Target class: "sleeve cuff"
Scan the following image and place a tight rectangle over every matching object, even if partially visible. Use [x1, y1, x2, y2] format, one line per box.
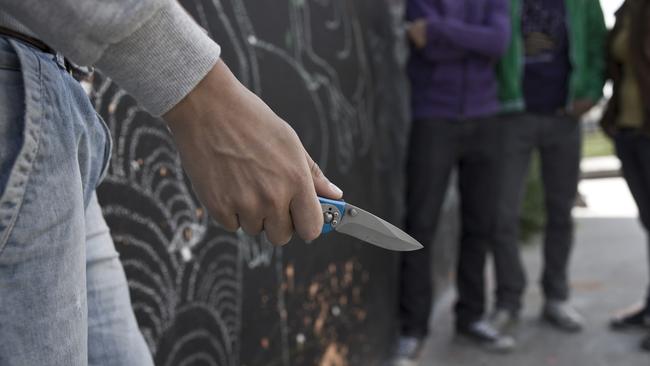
[95, 1, 221, 116]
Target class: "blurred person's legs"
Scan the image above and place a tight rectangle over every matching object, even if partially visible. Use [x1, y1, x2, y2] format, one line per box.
[397, 119, 457, 360]
[0, 37, 151, 365]
[610, 130, 650, 331]
[454, 117, 514, 352]
[538, 113, 583, 332]
[455, 117, 502, 325]
[492, 113, 538, 320]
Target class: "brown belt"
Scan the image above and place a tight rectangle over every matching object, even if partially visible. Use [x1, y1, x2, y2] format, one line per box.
[0, 25, 54, 54]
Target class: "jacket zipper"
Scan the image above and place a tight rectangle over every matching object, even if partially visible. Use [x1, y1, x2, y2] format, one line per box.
[460, 59, 466, 118]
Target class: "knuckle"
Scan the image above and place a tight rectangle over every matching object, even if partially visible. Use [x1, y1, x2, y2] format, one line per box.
[297, 218, 322, 242]
[213, 208, 239, 232]
[223, 224, 239, 233]
[260, 189, 279, 208]
[266, 230, 293, 246]
[309, 160, 323, 179]
[257, 194, 284, 220]
[307, 222, 322, 241]
[270, 234, 292, 246]
[286, 167, 308, 186]
[220, 218, 239, 232]
[242, 223, 262, 235]
[234, 195, 259, 215]
[264, 200, 281, 217]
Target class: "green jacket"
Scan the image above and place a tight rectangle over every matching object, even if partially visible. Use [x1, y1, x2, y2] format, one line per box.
[497, 0, 608, 113]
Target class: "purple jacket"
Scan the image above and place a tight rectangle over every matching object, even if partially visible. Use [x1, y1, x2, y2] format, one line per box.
[407, 0, 511, 120]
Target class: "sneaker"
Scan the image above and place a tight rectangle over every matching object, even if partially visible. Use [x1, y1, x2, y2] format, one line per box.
[488, 308, 520, 334]
[457, 320, 516, 353]
[542, 300, 584, 333]
[391, 336, 424, 366]
[610, 305, 650, 331]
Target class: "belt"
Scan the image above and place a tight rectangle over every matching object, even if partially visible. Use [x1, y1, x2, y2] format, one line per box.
[0, 25, 93, 81]
[0, 25, 54, 53]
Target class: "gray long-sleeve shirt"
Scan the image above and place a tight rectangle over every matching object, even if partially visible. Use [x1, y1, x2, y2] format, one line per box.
[1, 0, 221, 116]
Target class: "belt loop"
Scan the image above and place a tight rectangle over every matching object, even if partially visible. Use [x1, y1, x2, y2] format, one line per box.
[54, 53, 67, 71]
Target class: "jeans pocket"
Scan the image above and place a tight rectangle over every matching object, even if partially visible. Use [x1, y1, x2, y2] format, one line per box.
[0, 40, 44, 255]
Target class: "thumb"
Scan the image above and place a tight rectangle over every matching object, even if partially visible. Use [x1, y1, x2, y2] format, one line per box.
[305, 151, 343, 200]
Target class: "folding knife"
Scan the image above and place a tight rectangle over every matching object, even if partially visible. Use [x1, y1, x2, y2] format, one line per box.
[319, 197, 423, 251]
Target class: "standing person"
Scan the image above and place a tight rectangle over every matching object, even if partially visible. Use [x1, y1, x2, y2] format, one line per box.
[393, 0, 512, 362]
[490, 0, 606, 339]
[601, 0, 650, 352]
[0, 1, 344, 364]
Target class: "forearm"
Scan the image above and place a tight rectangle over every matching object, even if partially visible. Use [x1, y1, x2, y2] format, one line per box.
[422, 40, 468, 62]
[421, 14, 468, 62]
[3, 0, 221, 116]
[427, 0, 511, 59]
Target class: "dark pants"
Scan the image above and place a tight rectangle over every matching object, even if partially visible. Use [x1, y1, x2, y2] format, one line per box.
[615, 129, 650, 311]
[399, 117, 502, 336]
[493, 113, 581, 313]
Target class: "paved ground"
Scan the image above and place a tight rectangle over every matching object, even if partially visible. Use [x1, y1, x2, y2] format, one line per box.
[418, 177, 650, 366]
[580, 156, 621, 179]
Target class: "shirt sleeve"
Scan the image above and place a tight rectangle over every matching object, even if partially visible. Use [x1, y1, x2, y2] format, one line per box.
[3, 0, 221, 116]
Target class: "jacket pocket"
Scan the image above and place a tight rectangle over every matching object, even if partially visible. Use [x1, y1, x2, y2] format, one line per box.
[0, 40, 44, 255]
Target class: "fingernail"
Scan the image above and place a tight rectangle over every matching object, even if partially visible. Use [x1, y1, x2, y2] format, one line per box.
[329, 182, 343, 196]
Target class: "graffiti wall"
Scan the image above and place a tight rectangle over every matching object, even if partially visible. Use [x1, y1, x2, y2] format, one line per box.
[91, 0, 411, 364]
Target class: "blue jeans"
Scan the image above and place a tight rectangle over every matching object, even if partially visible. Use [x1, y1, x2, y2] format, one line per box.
[0, 37, 153, 365]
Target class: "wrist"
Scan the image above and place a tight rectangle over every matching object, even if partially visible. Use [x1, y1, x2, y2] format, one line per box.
[97, 0, 221, 116]
[164, 60, 238, 129]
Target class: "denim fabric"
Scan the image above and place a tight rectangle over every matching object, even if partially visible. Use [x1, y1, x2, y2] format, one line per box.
[400, 117, 502, 335]
[493, 113, 581, 313]
[0, 37, 152, 365]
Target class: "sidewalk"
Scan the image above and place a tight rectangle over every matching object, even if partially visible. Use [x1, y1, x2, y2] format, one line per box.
[580, 156, 621, 180]
[418, 177, 650, 366]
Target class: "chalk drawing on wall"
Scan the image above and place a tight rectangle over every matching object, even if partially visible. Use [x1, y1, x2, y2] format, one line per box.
[91, 0, 408, 364]
[189, 0, 375, 173]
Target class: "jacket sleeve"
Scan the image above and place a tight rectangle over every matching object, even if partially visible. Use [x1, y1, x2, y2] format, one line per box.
[426, 0, 511, 60]
[421, 11, 469, 62]
[422, 39, 469, 61]
[584, 0, 607, 101]
[406, 0, 467, 61]
[3, 0, 221, 116]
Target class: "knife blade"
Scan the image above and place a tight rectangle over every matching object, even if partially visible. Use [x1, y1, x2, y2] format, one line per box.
[319, 197, 423, 251]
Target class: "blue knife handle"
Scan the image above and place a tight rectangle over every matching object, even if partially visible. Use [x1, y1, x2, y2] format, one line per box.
[319, 197, 347, 234]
